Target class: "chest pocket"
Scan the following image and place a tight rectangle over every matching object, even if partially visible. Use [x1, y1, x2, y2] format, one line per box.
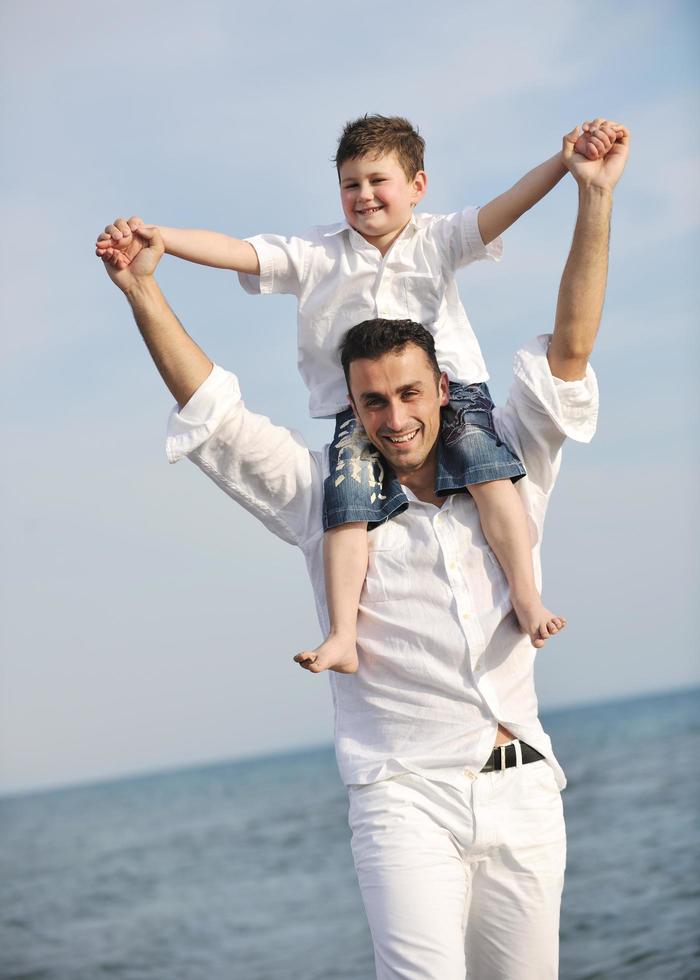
[362, 521, 412, 603]
[401, 270, 443, 327]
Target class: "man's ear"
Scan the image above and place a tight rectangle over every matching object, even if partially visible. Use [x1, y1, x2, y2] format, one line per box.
[348, 393, 360, 421]
[438, 371, 450, 407]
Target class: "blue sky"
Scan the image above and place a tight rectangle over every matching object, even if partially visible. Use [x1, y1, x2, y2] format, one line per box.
[1, 0, 698, 793]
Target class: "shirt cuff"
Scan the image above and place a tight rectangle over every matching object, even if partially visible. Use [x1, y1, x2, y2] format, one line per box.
[513, 334, 599, 443]
[237, 237, 273, 295]
[165, 364, 241, 463]
[464, 206, 503, 262]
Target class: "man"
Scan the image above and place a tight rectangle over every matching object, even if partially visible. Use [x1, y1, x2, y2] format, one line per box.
[98, 122, 629, 979]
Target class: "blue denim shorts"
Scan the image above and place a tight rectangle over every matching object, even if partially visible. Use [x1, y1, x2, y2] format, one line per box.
[323, 382, 525, 530]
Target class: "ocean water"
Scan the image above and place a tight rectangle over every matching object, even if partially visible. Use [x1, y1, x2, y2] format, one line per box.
[1, 687, 698, 980]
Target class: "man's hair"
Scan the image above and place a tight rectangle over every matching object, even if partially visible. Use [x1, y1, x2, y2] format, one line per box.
[340, 319, 441, 392]
[335, 115, 425, 181]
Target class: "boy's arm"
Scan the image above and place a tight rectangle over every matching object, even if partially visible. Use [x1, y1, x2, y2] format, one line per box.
[476, 119, 622, 246]
[96, 217, 260, 275]
[158, 226, 260, 273]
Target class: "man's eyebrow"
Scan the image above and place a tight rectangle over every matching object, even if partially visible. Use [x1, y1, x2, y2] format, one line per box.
[359, 381, 424, 402]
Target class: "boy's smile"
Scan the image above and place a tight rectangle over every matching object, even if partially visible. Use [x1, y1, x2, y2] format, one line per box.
[339, 152, 427, 256]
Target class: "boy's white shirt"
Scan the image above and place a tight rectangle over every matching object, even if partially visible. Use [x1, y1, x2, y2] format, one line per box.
[238, 206, 502, 418]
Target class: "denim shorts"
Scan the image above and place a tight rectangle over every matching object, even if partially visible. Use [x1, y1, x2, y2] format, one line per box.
[323, 382, 526, 530]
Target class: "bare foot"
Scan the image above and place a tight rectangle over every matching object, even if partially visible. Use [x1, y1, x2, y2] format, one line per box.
[511, 594, 566, 649]
[293, 633, 359, 674]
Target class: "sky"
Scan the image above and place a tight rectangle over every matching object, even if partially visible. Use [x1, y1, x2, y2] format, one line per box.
[1, 0, 698, 795]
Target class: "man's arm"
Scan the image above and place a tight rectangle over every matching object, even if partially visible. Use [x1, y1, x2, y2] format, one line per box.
[96, 216, 260, 275]
[98, 220, 322, 548]
[477, 119, 623, 246]
[100, 224, 213, 406]
[547, 122, 630, 381]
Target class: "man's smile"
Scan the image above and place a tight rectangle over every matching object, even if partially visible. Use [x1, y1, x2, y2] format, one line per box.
[382, 428, 419, 445]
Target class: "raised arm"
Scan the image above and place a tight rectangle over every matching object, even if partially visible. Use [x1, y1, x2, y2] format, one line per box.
[99, 223, 213, 406]
[476, 119, 624, 246]
[477, 153, 567, 246]
[96, 217, 260, 274]
[547, 123, 630, 381]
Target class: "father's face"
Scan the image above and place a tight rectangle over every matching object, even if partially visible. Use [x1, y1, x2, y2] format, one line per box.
[348, 343, 450, 480]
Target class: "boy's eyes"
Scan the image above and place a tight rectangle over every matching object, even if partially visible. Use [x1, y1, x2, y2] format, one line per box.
[343, 178, 387, 189]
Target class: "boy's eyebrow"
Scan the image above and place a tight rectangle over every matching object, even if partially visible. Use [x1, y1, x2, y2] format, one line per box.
[340, 169, 391, 185]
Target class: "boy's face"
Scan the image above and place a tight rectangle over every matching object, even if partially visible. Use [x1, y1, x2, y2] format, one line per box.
[339, 152, 427, 252]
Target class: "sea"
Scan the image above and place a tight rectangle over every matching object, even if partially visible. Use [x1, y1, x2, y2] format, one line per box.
[1, 687, 699, 980]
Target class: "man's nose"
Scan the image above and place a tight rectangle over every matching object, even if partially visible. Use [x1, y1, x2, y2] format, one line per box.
[385, 402, 408, 432]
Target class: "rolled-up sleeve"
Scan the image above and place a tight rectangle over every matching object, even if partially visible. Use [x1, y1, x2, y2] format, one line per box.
[432, 206, 503, 271]
[166, 365, 323, 548]
[237, 233, 308, 297]
[495, 334, 599, 495]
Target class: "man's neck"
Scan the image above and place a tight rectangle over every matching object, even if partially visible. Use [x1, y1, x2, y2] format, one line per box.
[398, 460, 443, 508]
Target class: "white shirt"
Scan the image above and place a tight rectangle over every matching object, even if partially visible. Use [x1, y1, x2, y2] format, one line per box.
[166, 335, 599, 790]
[238, 208, 501, 418]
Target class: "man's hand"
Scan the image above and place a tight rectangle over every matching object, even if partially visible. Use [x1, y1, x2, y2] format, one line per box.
[97, 217, 163, 293]
[564, 119, 630, 192]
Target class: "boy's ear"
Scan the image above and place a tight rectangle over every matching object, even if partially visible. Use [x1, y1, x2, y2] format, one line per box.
[411, 170, 428, 206]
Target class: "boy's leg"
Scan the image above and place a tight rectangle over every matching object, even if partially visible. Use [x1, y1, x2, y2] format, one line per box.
[468, 479, 565, 648]
[294, 523, 365, 674]
[438, 382, 564, 648]
[295, 408, 407, 675]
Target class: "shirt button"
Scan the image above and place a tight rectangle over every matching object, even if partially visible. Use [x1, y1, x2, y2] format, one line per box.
[448, 561, 456, 571]
[464, 769, 476, 780]
[462, 612, 471, 620]
[474, 663, 481, 672]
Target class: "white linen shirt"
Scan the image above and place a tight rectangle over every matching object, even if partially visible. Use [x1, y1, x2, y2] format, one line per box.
[238, 208, 501, 418]
[166, 335, 599, 791]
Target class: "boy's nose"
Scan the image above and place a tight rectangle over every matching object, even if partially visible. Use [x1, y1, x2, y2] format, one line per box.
[358, 183, 374, 201]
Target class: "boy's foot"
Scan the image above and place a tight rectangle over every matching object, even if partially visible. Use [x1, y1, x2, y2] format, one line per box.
[293, 634, 359, 674]
[511, 594, 566, 649]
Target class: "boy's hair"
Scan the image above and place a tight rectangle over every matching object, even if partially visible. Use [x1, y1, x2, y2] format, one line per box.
[335, 115, 425, 181]
[340, 319, 441, 391]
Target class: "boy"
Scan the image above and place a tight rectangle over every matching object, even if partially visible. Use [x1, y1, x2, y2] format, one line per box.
[97, 115, 619, 674]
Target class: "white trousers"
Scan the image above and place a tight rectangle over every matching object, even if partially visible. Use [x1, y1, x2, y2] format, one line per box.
[348, 761, 566, 980]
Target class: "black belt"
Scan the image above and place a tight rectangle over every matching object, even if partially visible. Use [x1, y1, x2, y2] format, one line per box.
[480, 740, 545, 773]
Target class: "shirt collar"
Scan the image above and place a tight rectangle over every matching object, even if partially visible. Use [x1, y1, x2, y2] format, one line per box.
[322, 214, 419, 247]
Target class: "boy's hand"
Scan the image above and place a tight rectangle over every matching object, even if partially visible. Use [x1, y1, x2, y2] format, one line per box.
[95, 215, 147, 269]
[572, 118, 624, 161]
[563, 121, 630, 192]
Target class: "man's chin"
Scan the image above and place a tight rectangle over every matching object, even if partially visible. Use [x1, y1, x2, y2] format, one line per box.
[385, 450, 426, 477]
